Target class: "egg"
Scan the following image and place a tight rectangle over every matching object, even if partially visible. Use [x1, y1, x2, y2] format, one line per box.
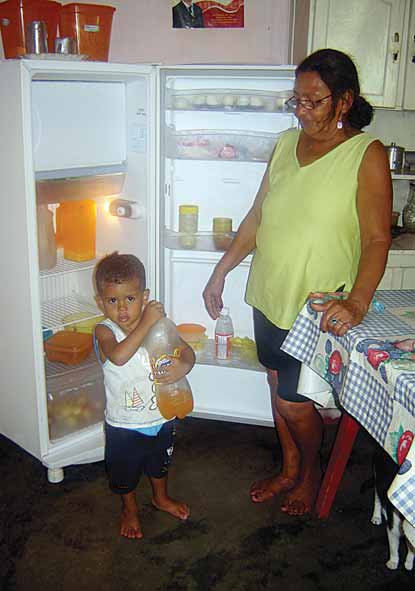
[223, 94, 235, 107]
[237, 95, 250, 107]
[206, 94, 220, 106]
[250, 95, 264, 108]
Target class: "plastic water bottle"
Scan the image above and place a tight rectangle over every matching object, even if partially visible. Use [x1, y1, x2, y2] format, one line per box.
[215, 307, 234, 360]
[144, 317, 194, 420]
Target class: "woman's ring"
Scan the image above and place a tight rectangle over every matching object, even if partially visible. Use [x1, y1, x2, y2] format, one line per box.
[330, 318, 338, 325]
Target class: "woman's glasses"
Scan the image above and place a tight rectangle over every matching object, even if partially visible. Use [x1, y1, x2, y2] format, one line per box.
[285, 94, 332, 111]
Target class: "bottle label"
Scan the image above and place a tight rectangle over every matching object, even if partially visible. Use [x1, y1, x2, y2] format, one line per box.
[215, 333, 232, 359]
[151, 348, 181, 380]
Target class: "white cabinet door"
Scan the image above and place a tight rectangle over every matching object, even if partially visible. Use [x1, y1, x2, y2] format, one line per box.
[309, 0, 407, 107]
[378, 250, 415, 289]
[403, 1, 415, 109]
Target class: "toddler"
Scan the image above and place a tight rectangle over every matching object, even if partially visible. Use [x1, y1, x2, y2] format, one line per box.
[94, 252, 195, 538]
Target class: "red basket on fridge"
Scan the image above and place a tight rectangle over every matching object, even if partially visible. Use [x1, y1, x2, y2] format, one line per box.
[0, 0, 61, 57]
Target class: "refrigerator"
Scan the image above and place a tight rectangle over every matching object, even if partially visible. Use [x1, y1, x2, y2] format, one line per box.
[0, 59, 297, 482]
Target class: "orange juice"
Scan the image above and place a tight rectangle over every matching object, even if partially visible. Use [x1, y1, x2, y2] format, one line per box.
[156, 386, 194, 420]
[63, 200, 97, 262]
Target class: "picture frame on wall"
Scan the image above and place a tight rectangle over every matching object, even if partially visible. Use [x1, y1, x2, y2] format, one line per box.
[171, 0, 244, 29]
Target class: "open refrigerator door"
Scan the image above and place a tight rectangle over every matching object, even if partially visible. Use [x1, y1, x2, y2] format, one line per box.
[159, 65, 297, 425]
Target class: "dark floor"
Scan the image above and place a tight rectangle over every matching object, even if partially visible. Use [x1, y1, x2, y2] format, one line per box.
[1, 416, 414, 591]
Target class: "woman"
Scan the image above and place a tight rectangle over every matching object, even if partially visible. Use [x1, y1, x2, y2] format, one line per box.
[202, 49, 392, 516]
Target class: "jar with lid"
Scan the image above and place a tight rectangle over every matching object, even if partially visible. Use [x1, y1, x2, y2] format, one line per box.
[403, 183, 415, 233]
[213, 217, 233, 250]
[178, 204, 198, 248]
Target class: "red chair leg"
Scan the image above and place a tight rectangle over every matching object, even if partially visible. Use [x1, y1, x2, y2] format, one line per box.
[315, 412, 360, 519]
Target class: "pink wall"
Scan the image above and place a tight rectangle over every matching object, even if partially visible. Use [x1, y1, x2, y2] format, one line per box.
[0, 0, 292, 64]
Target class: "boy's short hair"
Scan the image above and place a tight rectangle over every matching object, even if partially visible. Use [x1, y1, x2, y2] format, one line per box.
[95, 252, 146, 294]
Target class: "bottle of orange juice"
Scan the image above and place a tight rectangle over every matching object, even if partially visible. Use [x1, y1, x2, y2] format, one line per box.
[62, 200, 97, 262]
[144, 318, 194, 420]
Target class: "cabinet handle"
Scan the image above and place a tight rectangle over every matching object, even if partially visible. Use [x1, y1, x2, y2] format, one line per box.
[411, 34, 415, 64]
[392, 32, 400, 62]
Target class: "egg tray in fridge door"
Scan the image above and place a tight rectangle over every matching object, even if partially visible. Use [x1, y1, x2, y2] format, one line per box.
[166, 89, 292, 112]
[166, 128, 285, 163]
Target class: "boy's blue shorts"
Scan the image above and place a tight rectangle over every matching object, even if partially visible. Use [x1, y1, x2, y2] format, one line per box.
[105, 421, 175, 494]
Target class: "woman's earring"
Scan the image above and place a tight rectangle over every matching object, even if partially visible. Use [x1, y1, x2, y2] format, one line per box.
[337, 119, 343, 129]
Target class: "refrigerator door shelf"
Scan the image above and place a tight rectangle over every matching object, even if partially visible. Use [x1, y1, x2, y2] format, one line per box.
[166, 88, 292, 113]
[165, 128, 288, 163]
[195, 338, 263, 373]
[164, 229, 236, 252]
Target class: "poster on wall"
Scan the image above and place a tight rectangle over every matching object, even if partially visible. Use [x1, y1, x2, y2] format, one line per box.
[172, 0, 244, 29]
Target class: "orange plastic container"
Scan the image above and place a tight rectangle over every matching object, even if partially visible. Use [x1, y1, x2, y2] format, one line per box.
[0, 0, 61, 58]
[44, 331, 93, 365]
[61, 199, 96, 262]
[59, 3, 115, 61]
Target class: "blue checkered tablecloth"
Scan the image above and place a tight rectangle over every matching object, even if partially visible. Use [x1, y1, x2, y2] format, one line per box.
[281, 290, 415, 526]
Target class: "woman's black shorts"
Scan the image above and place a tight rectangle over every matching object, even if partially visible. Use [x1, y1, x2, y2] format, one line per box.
[253, 307, 309, 403]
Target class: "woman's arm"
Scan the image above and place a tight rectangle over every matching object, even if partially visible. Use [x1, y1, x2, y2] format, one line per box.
[203, 167, 270, 319]
[315, 140, 392, 334]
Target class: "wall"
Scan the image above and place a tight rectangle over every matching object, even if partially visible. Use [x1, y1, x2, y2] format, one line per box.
[0, 1, 293, 64]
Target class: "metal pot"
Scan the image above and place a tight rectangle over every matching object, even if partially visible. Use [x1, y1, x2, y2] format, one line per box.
[386, 142, 405, 172]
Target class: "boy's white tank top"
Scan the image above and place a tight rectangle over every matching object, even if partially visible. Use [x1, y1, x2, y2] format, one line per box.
[95, 318, 165, 429]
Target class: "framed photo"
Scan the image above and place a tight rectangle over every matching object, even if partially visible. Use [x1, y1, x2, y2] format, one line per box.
[172, 1, 244, 29]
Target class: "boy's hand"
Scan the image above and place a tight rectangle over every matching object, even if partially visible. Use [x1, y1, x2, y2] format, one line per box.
[154, 354, 192, 384]
[141, 300, 165, 330]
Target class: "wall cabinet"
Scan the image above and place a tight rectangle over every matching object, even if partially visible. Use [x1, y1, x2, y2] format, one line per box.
[307, 0, 415, 109]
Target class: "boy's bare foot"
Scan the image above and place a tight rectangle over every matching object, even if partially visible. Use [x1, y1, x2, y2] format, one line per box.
[120, 507, 143, 539]
[280, 464, 321, 516]
[250, 474, 296, 503]
[152, 497, 190, 520]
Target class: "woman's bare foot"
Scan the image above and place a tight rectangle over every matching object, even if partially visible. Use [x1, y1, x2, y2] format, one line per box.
[280, 463, 321, 516]
[250, 474, 296, 503]
[152, 497, 190, 520]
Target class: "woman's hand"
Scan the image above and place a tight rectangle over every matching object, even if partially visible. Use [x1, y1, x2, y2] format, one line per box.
[309, 292, 368, 336]
[203, 270, 225, 320]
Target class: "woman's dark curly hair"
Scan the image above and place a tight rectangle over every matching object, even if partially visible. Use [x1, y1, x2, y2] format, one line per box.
[95, 252, 146, 294]
[296, 48, 373, 130]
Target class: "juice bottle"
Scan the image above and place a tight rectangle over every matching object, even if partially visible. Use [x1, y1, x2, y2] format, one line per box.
[144, 317, 194, 420]
[63, 199, 97, 262]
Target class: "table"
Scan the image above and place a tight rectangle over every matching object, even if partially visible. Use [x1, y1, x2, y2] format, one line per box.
[282, 290, 415, 526]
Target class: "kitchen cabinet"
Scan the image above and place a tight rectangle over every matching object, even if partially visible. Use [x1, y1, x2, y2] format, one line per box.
[379, 249, 415, 290]
[403, 1, 415, 109]
[307, 0, 408, 108]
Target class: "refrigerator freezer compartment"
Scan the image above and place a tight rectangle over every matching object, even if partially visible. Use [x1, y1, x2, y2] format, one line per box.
[166, 128, 283, 162]
[46, 362, 105, 441]
[165, 229, 235, 252]
[166, 88, 292, 113]
[41, 294, 101, 331]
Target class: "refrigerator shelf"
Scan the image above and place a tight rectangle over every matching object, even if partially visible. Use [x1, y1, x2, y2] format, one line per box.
[45, 351, 99, 378]
[195, 339, 264, 373]
[166, 88, 292, 113]
[41, 295, 101, 331]
[166, 127, 285, 163]
[164, 230, 235, 252]
[40, 252, 101, 278]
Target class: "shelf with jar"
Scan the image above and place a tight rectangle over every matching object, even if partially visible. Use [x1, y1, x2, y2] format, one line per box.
[165, 89, 292, 113]
[164, 229, 236, 252]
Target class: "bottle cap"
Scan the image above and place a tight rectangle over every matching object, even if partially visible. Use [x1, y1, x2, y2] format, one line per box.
[221, 306, 229, 315]
[179, 205, 199, 215]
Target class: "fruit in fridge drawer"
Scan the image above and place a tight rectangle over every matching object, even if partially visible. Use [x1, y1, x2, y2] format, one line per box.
[219, 144, 237, 159]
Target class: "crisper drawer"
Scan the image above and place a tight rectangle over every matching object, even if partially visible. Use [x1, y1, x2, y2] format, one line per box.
[46, 359, 105, 441]
[165, 127, 286, 162]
